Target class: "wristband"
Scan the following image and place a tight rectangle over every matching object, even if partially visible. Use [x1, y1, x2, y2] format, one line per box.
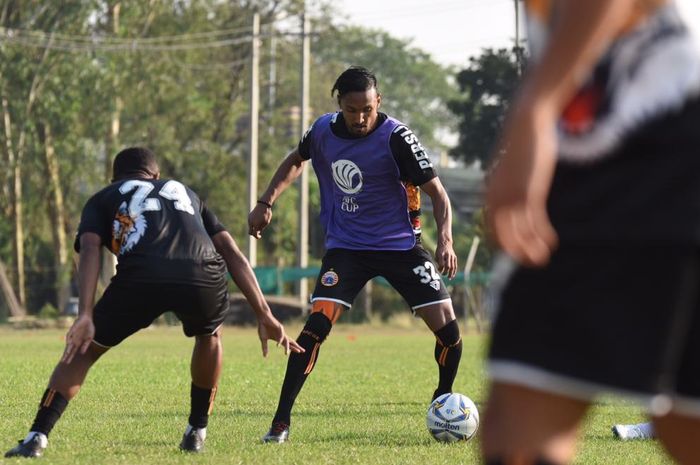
[257, 199, 273, 209]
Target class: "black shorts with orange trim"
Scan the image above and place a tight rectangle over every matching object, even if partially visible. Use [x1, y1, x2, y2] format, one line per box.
[310, 246, 451, 311]
[92, 280, 229, 347]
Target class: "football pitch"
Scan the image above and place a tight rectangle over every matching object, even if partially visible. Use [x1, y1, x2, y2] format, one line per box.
[0, 325, 672, 464]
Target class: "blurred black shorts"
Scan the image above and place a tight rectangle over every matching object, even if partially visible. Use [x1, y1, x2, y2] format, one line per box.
[488, 245, 700, 417]
[92, 281, 229, 347]
[311, 246, 451, 312]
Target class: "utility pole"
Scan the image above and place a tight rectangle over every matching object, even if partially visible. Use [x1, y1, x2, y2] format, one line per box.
[297, 11, 310, 307]
[247, 12, 260, 266]
[514, 0, 523, 74]
[102, 2, 121, 288]
[268, 34, 277, 136]
[514, 0, 520, 46]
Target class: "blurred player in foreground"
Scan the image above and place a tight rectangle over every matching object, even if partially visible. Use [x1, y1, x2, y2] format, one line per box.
[482, 1, 700, 464]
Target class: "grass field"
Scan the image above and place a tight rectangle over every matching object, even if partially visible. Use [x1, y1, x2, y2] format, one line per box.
[0, 324, 673, 464]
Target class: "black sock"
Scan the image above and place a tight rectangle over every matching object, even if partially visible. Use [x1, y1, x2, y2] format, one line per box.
[485, 459, 562, 465]
[272, 312, 332, 426]
[188, 383, 217, 429]
[432, 319, 462, 400]
[29, 388, 69, 436]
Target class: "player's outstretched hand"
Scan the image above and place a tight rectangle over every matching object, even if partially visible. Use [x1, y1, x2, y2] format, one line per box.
[61, 316, 95, 364]
[248, 203, 273, 239]
[257, 312, 304, 357]
[435, 241, 458, 280]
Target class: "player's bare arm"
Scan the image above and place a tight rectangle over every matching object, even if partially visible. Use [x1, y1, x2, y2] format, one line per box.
[248, 149, 307, 239]
[62, 233, 102, 364]
[485, 0, 638, 267]
[210, 231, 303, 356]
[420, 177, 457, 279]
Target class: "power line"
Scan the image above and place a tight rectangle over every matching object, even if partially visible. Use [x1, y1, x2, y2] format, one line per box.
[3, 25, 257, 43]
[164, 57, 250, 71]
[0, 30, 279, 53]
[0, 22, 302, 53]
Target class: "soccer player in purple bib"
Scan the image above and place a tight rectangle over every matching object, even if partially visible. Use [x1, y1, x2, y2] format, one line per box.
[248, 66, 460, 443]
[4, 147, 302, 458]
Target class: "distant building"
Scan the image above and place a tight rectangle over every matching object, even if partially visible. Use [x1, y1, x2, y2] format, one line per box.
[424, 164, 484, 220]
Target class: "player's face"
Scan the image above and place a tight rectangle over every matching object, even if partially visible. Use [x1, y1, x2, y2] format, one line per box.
[338, 88, 381, 137]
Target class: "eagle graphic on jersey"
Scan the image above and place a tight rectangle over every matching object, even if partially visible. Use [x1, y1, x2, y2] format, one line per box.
[111, 201, 147, 255]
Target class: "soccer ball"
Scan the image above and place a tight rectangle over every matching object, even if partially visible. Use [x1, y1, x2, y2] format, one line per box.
[426, 392, 479, 443]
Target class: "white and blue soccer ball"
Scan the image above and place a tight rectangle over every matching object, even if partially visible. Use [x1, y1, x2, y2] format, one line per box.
[426, 392, 479, 443]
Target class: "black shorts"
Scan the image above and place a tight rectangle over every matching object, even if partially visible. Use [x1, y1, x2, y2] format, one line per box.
[92, 280, 229, 347]
[311, 246, 451, 311]
[488, 245, 700, 417]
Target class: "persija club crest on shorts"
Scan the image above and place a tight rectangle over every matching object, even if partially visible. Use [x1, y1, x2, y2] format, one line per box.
[321, 270, 339, 287]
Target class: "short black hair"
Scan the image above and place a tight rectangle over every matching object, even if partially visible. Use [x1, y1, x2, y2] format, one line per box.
[331, 66, 378, 99]
[112, 147, 159, 182]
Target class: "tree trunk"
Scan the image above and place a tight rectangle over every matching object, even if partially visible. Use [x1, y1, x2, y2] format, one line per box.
[0, 33, 53, 310]
[0, 257, 25, 317]
[1, 91, 25, 307]
[0, 98, 10, 217]
[38, 122, 71, 311]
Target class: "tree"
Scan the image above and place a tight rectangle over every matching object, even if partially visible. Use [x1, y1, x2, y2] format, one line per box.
[0, 1, 478, 317]
[448, 46, 523, 167]
[309, 25, 457, 151]
[0, 1, 97, 310]
[0, 1, 312, 313]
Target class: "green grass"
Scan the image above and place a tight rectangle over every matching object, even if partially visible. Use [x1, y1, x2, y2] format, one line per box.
[0, 325, 673, 464]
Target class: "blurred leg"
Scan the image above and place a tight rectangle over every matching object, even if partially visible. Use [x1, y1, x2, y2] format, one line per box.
[654, 412, 700, 465]
[481, 382, 589, 465]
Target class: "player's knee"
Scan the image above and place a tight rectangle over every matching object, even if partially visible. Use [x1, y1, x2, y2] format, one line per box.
[195, 330, 221, 347]
[435, 319, 461, 347]
[310, 299, 344, 324]
[300, 311, 334, 344]
[86, 342, 109, 362]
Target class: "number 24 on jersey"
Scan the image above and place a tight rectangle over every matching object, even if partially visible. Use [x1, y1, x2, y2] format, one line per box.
[119, 180, 195, 216]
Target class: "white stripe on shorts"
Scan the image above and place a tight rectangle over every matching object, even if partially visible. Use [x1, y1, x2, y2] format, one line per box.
[411, 297, 452, 311]
[668, 395, 700, 418]
[91, 339, 113, 349]
[487, 359, 700, 417]
[310, 296, 353, 309]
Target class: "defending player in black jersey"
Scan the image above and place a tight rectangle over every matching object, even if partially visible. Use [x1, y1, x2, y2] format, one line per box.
[4, 147, 302, 458]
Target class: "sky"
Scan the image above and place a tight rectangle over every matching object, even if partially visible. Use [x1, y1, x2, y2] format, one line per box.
[332, 0, 700, 68]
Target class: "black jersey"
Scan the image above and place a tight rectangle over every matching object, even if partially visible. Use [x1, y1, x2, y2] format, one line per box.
[75, 178, 227, 286]
[298, 112, 437, 237]
[525, 1, 700, 244]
